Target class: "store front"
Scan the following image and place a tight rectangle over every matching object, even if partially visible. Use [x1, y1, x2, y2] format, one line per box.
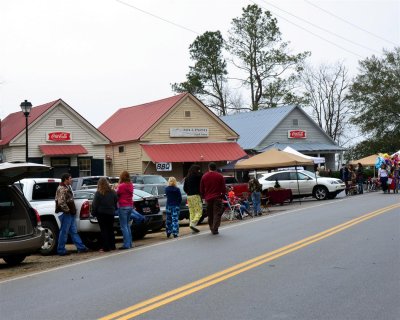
[0, 99, 110, 177]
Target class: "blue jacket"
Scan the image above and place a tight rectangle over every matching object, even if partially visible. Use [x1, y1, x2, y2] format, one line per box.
[165, 186, 182, 207]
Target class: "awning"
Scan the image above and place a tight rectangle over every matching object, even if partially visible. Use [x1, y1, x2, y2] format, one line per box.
[141, 142, 246, 162]
[39, 144, 88, 156]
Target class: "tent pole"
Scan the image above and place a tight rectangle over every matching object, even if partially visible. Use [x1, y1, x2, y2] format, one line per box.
[296, 165, 301, 205]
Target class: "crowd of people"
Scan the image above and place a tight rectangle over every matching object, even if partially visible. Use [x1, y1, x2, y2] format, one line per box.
[376, 153, 399, 194]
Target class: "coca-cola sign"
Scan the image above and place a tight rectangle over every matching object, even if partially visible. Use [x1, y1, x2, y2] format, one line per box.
[288, 130, 306, 139]
[47, 132, 72, 141]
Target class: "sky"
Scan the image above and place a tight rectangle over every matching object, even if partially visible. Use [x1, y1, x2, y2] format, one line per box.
[0, 0, 398, 127]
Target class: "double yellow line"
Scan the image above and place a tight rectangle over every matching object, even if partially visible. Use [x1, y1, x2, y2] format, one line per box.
[100, 203, 400, 320]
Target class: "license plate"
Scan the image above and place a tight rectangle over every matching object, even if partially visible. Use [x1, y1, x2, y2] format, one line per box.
[142, 207, 151, 213]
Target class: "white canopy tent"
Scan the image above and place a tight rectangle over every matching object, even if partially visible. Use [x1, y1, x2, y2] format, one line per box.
[391, 150, 400, 157]
[283, 146, 325, 164]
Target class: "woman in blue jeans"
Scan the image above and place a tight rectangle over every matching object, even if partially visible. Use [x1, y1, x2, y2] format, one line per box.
[116, 171, 133, 249]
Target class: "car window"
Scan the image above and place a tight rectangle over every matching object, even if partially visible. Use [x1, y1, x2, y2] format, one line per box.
[71, 180, 78, 190]
[0, 186, 13, 206]
[32, 182, 59, 200]
[289, 172, 310, 181]
[82, 178, 101, 186]
[74, 191, 95, 200]
[224, 177, 237, 184]
[143, 176, 167, 184]
[266, 172, 290, 181]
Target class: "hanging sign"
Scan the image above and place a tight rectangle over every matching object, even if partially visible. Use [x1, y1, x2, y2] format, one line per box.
[156, 162, 172, 171]
[288, 130, 307, 139]
[46, 132, 72, 141]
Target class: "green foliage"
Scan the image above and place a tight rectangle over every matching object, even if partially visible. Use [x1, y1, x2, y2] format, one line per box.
[346, 135, 400, 160]
[227, 4, 310, 110]
[171, 31, 228, 115]
[348, 47, 400, 138]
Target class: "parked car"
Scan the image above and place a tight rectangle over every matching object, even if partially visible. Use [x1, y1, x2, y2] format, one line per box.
[71, 176, 109, 191]
[14, 178, 90, 255]
[258, 169, 345, 200]
[135, 183, 206, 224]
[130, 174, 167, 185]
[0, 162, 47, 265]
[223, 176, 250, 199]
[73, 188, 163, 239]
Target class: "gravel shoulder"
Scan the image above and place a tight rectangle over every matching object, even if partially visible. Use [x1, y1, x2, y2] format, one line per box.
[0, 207, 289, 281]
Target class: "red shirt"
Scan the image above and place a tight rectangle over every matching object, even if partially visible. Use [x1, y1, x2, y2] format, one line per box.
[116, 182, 133, 207]
[200, 171, 226, 201]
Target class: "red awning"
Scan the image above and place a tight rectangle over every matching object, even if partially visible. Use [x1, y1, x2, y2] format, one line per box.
[141, 142, 246, 162]
[39, 144, 88, 156]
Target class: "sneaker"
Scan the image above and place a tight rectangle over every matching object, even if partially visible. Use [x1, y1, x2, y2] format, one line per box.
[118, 246, 130, 250]
[190, 226, 200, 233]
[212, 231, 219, 235]
[173, 234, 179, 238]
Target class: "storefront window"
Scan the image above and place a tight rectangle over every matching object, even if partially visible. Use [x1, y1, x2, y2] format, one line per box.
[78, 158, 91, 177]
[51, 158, 70, 167]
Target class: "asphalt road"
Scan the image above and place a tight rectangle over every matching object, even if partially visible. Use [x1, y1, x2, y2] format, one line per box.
[1, 192, 399, 320]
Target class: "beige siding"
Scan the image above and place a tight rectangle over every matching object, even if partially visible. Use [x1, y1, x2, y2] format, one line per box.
[142, 97, 237, 143]
[9, 103, 108, 172]
[106, 143, 142, 176]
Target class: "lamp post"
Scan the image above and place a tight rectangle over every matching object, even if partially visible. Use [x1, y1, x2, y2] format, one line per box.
[20, 100, 32, 163]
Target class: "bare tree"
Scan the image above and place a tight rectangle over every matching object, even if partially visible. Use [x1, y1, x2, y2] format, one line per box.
[301, 62, 354, 146]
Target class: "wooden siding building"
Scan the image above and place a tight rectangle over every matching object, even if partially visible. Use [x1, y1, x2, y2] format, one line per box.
[99, 93, 246, 180]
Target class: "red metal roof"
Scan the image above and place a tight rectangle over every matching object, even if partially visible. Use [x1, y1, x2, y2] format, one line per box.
[141, 142, 246, 162]
[98, 93, 187, 143]
[39, 144, 88, 156]
[0, 100, 60, 146]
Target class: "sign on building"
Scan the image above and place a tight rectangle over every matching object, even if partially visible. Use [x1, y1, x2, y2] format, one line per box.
[156, 162, 172, 171]
[170, 128, 209, 137]
[46, 131, 72, 142]
[288, 130, 306, 139]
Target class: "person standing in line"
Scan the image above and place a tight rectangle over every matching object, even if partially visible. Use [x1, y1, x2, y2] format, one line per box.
[248, 175, 262, 216]
[393, 163, 400, 194]
[55, 173, 89, 256]
[200, 162, 226, 235]
[116, 171, 133, 249]
[92, 177, 118, 252]
[183, 164, 203, 233]
[356, 163, 364, 194]
[378, 164, 389, 194]
[165, 177, 182, 238]
[339, 164, 350, 195]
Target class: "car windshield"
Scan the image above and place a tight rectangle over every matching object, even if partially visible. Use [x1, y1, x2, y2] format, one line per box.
[132, 175, 167, 184]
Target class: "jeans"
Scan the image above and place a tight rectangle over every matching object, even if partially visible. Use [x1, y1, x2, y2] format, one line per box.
[251, 191, 261, 214]
[357, 181, 364, 194]
[118, 207, 132, 248]
[57, 213, 87, 254]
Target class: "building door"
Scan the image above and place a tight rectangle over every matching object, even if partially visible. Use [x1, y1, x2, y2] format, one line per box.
[51, 157, 71, 178]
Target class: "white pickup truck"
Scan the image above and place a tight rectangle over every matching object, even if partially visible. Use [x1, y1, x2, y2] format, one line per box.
[14, 178, 100, 255]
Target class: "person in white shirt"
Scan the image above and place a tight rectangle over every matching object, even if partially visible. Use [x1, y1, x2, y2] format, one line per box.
[378, 164, 389, 193]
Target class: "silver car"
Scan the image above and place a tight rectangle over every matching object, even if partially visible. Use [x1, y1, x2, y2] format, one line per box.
[0, 162, 48, 265]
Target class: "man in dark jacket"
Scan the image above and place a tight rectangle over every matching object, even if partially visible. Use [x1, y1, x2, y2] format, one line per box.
[339, 164, 350, 195]
[200, 162, 226, 235]
[55, 173, 88, 256]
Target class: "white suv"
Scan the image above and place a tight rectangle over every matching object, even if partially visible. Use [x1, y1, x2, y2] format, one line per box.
[258, 170, 345, 200]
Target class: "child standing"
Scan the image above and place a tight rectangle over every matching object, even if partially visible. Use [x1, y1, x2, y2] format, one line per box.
[165, 177, 182, 238]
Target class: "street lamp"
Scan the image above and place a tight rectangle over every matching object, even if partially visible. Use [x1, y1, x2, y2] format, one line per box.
[20, 100, 32, 163]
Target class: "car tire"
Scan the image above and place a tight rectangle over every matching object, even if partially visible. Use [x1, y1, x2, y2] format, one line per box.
[40, 220, 59, 256]
[80, 233, 102, 250]
[132, 227, 147, 240]
[314, 186, 329, 200]
[3, 255, 26, 266]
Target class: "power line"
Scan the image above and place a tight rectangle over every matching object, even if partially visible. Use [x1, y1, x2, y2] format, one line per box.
[251, 1, 363, 58]
[261, 0, 381, 54]
[304, 0, 398, 46]
[115, 0, 200, 35]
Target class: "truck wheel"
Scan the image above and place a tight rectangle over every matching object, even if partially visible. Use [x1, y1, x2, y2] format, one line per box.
[40, 220, 59, 256]
[3, 255, 26, 266]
